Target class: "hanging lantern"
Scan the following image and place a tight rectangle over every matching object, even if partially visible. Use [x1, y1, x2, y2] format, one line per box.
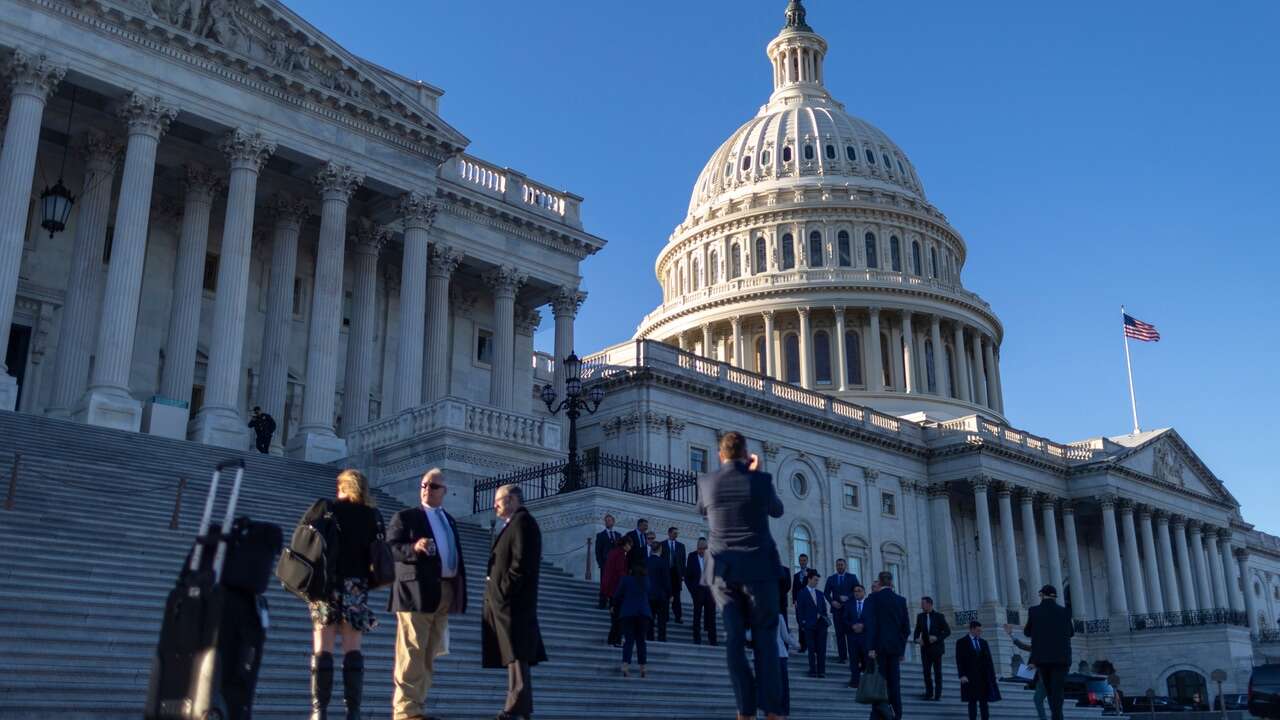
[40, 179, 75, 237]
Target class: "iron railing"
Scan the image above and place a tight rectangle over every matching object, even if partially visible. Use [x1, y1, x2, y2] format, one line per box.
[1259, 629, 1280, 643]
[1128, 608, 1248, 632]
[473, 453, 698, 513]
[954, 610, 979, 626]
[1006, 609, 1021, 626]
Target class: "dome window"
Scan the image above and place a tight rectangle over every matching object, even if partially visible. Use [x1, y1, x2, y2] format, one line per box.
[782, 146, 793, 163]
[730, 243, 743, 279]
[890, 236, 902, 272]
[837, 231, 851, 267]
[897, 159, 906, 174]
[808, 231, 824, 267]
[846, 146, 857, 162]
[709, 249, 719, 284]
[882, 153, 893, 170]
[930, 246, 939, 278]
[725, 162, 733, 178]
[865, 148, 876, 165]
[911, 240, 922, 276]
[762, 150, 772, 165]
[814, 331, 832, 383]
[742, 156, 752, 171]
[825, 144, 836, 160]
[845, 330, 863, 385]
[755, 237, 768, 274]
[784, 334, 801, 383]
[781, 233, 796, 270]
[803, 144, 815, 161]
[864, 232, 879, 269]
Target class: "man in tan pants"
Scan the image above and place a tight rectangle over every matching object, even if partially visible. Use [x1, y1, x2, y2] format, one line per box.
[386, 469, 468, 720]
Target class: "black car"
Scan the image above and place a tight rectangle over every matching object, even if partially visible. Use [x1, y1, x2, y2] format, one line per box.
[1252, 664, 1280, 719]
[1062, 673, 1116, 710]
[1214, 692, 1248, 710]
[1121, 695, 1193, 713]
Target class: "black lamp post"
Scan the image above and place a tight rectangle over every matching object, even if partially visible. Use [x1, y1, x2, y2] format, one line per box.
[541, 352, 604, 493]
[40, 86, 77, 238]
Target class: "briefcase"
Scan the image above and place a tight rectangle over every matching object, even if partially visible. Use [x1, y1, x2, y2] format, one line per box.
[855, 658, 889, 705]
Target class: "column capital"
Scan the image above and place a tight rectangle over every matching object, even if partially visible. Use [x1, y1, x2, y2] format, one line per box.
[1060, 497, 1078, 514]
[1154, 510, 1172, 525]
[483, 265, 527, 298]
[398, 191, 438, 231]
[116, 91, 178, 138]
[1095, 493, 1118, 510]
[969, 473, 992, 492]
[220, 128, 276, 172]
[824, 456, 841, 474]
[730, 315, 743, 330]
[1136, 503, 1154, 520]
[926, 482, 951, 499]
[862, 466, 880, 482]
[312, 161, 364, 202]
[868, 305, 881, 317]
[1035, 493, 1058, 511]
[184, 163, 224, 199]
[1217, 527, 1234, 542]
[3, 49, 66, 100]
[79, 129, 122, 170]
[1016, 487, 1037, 505]
[266, 193, 311, 228]
[796, 305, 811, 318]
[551, 285, 586, 319]
[515, 305, 542, 334]
[929, 313, 942, 329]
[1233, 547, 1250, 562]
[993, 481, 1014, 499]
[761, 309, 776, 321]
[348, 218, 389, 256]
[428, 243, 463, 278]
[1169, 514, 1187, 529]
[1116, 497, 1136, 514]
[1187, 518, 1204, 532]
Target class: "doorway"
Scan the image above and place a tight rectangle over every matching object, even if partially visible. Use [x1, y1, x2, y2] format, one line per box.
[5, 325, 32, 408]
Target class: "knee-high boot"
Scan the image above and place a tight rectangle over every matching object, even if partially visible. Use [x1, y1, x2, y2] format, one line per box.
[310, 652, 333, 720]
[342, 650, 364, 720]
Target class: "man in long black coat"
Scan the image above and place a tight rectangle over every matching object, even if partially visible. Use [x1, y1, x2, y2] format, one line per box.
[482, 484, 546, 720]
[955, 621, 1001, 720]
[1024, 585, 1074, 720]
[864, 571, 911, 720]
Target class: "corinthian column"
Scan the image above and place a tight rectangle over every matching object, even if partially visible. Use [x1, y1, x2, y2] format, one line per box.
[927, 483, 958, 610]
[484, 265, 526, 409]
[982, 338, 1000, 411]
[47, 130, 120, 417]
[834, 308, 848, 390]
[996, 484, 1022, 609]
[0, 51, 64, 410]
[76, 92, 177, 430]
[730, 316, 744, 368]
[392, 192, 434, 412]
[551, 286, 585, 399]
[867, 307, 884, 392]
[901, 310, 916, 393]
[762, 310, 776, 378]
[1137, 506, 1165, 614]
[929, 315, 944, 395]
[156, 165, 221, 408]
[1237, 549, 1259, 635]
[951, 322, 970, 402]
[288, 162, 363, 461]
[1155, 512, 1181, 612]
[254, 195, 309, 453]
[1204, 526, 1228, 610]
[1098, 495, 1129, 616]
[1061, 500, 1088, 620]
[972, 330, 989, 408]
[1039, 495, 1063, 593]
[1187, 521, 1210, 610]
[971, 476, 1001, 607]
[1118, 499, 1149, 614]
[1219, 529, 1245, 613]
[1019, 490, 1043, 596]
[797, 307, 812, 389]
[423, 243, 461, 402]
[1178, 519, 1203, 610]
[340, 222, 385, 435]
[191, 130, 275, 447]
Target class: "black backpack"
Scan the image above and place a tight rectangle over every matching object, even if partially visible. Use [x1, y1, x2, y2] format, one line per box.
[275, 499, 339, 602]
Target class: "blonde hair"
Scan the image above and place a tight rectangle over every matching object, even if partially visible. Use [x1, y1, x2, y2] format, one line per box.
[336, 468, 375, 508]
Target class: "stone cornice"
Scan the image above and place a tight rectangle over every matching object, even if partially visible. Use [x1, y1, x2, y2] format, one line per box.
[438, 197, 600, 262]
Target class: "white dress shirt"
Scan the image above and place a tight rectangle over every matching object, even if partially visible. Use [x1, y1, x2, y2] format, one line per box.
[423, 505, 457, 579]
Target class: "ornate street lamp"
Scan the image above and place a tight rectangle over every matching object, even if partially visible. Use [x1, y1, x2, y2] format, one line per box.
[40, 86, 77, 238]
[541, 352, 604, 492]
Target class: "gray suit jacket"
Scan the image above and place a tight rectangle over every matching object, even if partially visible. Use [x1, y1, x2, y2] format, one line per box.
[696, 459, 785, 584]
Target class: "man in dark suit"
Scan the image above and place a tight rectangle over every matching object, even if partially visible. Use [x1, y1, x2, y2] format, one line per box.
[956, 621, 1001, 720]
[914, 595, 952, 701]
[1023, 584, 1074, 720]
[697, 431, 785, 720]
[824, 559, 859, 664]
[790, 553, 810, 652]
[627, 518, 649, 571]
[664, 526, 687, 624]
[685, 537, 716, 645]
[387, 468, 468, 720]
[796, 570, 830, 678]
[481, 484, 546, 720]
[864, 571, 911, 720]
[644, 531, 670, 641]
[595, 513, 619, 608]
[843, 584, 869, 688]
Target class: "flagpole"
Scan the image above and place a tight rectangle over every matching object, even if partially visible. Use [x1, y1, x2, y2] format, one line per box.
[1121, 305, 1140, 435]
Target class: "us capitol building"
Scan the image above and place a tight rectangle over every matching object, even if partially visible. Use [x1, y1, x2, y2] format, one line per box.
[0, 0, 1276, 703]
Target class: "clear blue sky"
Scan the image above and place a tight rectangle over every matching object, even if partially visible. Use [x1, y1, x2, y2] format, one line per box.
[292, 0, 1280, 532]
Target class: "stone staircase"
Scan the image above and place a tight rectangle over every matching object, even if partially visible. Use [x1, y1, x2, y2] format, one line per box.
[0, 410, 1112, 719]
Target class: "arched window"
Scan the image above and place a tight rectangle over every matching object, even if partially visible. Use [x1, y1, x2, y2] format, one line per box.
[742, 156, 752, 171]
[881, 332, 893, 387]
[761, 150, 771, 166]
[846, 145, 857, 161]
[755, 336, 767, 373]
[782, 146, 793, 163]
[825, 144, 836, 160]
[1166, 671, 1207, 706]
[945, 346, 957, 398]
[837, 231, 851, 267]
[808, 231, 824, 267]
[691, 257, 701, 290]
[864, 232, 879, 269]
[865, 148, 876, 164]
[708, 249, 719, 284]
[679, 267, 686, 293]
[890, 236, 902, 272]
[925, 339, 937, 393]
[730, 243, 742, 279]
[883, 153, 892, 169]
[781, 233, 796, 270]
[791, 525, 812, 568]
[803, 144, 814, 160]
[755, 237, 768, 273]
[930, 246, 939, 278]
[897, 158, 906, 174]
[814, 330, 832, 383]
[911, 241, 922, 276]
[784, 333, 800, 383]
[845, 330, 863, 385]
[725, 162, 732, 177]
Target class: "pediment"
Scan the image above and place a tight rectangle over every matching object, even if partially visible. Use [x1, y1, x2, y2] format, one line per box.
[1111, 429, 1236, 504]
[69, 0, 469, 154]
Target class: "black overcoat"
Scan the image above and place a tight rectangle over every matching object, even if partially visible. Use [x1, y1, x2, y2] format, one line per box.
[955, 635, 1002, 703]
[481, 506, 548, 668]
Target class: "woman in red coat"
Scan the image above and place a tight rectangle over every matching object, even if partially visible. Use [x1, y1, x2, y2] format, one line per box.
[601, 535, 633, 647]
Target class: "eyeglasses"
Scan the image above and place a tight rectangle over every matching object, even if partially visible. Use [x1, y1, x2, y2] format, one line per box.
[421, 483, 446, 491]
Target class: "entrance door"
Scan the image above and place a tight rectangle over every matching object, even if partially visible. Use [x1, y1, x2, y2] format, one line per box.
[5, 325, 32, 408]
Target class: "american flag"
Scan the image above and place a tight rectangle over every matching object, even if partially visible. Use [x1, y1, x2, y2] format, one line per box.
[1123, 314, 1160, 342]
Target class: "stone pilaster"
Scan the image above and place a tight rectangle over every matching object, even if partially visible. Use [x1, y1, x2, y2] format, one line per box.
[47, 130, 120, 417]
[484, 265, 526, 409]
[340, 221, 386, 435]
[191, 129, 276, 448]
[392, 192, 435, 412]
[0, 50, 65, 409]
[254, 195, 309, 453]
[288, 162, 363, 462]
[76, 92, 177, 430]
[423, 243, 461, 402]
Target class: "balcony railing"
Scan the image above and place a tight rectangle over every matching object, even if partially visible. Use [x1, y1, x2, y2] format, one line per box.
[472, 453, 698, 514]
[1072, 618, 1112, 635]
[441, 154, 582, 227]
[954, 610, 979, 626]
[1128, 609, 1248, 632]
[1259, 629, 1280, 643]
[346, 397, 561, 455]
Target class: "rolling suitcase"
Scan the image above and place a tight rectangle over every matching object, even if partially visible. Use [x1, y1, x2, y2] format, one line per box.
[144, 459, 278, 720]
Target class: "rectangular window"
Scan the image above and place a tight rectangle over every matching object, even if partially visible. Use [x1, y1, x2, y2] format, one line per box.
[689, 446, 708, 474]
[881, 491, 897, 517]
[887, 561, 901, 586]
[843, 483, 860, 509]
[475, 328, 494, 366]
[202, 252, 218, 293]
[847, 556, 863, 582]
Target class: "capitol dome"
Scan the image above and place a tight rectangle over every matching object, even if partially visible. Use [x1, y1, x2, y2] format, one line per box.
[637, 0, 1007, 422]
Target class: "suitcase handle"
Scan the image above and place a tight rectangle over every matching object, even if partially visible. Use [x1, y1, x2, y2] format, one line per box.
[216, 458, 245, 472]
[189, 462, 246, 579]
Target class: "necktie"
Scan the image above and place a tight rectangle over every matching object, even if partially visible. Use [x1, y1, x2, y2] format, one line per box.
[857, 601, 862, 616]
[926, 614, 931, 634]
[973, 638, 979, 652]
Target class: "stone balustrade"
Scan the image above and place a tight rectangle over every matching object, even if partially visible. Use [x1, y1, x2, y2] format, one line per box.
[346, 396, 561, 455]
[442, 153, 582, 228]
